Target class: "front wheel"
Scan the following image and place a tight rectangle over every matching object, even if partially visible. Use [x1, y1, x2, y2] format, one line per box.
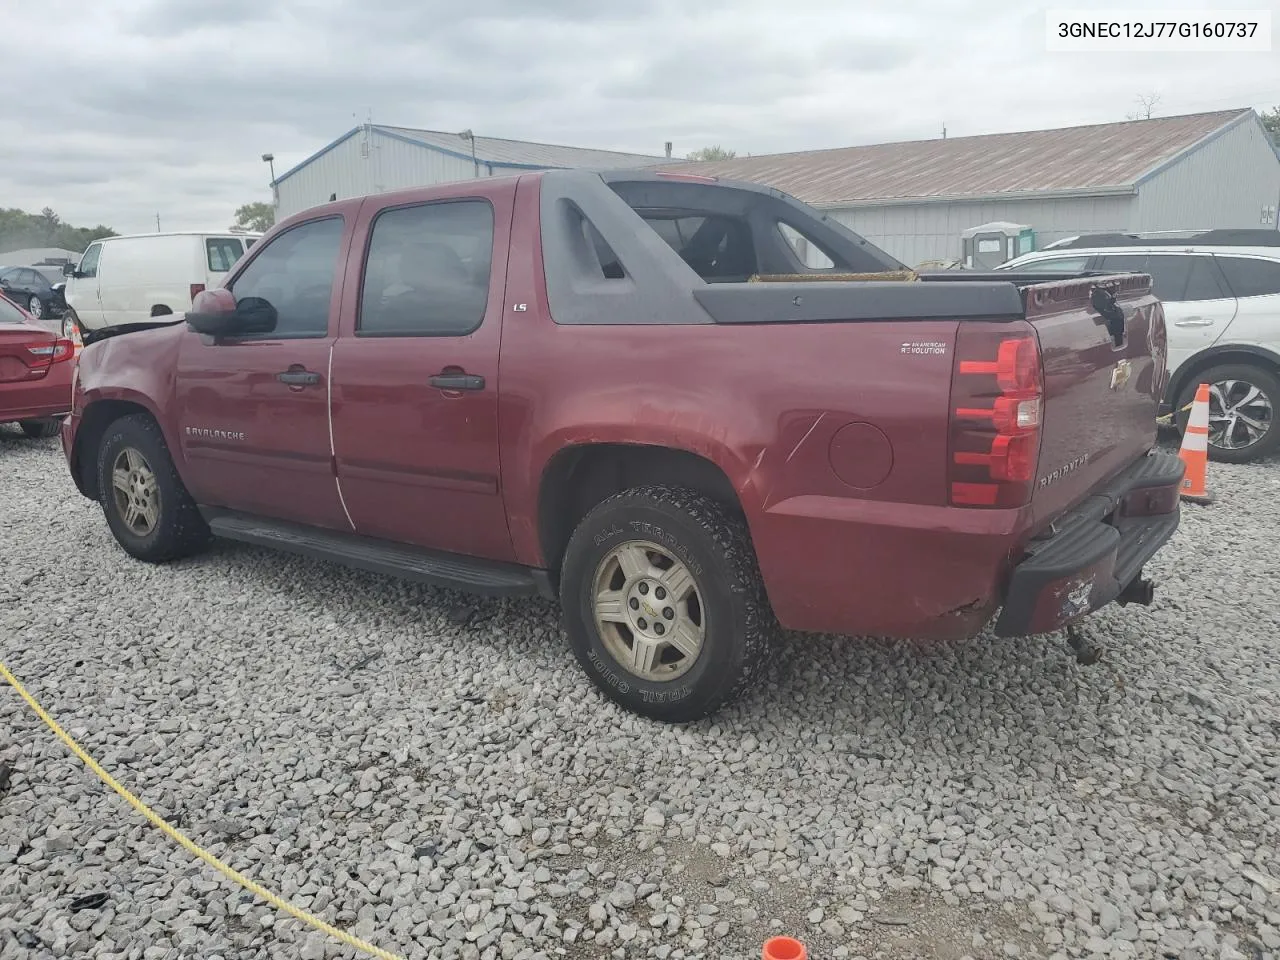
[1177, 363, 1280, 464]
[95, 414, 211, 562]
[560, 485, 778, 723]
[62, 310, 83, 345]
[19, 418, 61, 439]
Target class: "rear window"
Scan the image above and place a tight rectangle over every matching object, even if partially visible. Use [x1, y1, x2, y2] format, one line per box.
[0, 296, 27, 323]
[1216, 256, 1280, 299]
[206, 238, 246, 272]
[639, 212, 758, 281]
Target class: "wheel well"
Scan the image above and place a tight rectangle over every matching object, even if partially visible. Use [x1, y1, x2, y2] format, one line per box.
[537, 444, 741, 578]
[149, 304, 174, 317]
[74, 400, 153, 499]
[1168, 348, 1280, 406]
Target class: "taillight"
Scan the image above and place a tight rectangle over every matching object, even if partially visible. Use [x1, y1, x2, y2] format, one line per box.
[949, 324, 1044, 508]
[190, 283, 206, 303]
[9, 337, 74, 380]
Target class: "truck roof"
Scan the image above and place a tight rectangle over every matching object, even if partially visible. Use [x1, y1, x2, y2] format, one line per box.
[95, 231, 264, 243]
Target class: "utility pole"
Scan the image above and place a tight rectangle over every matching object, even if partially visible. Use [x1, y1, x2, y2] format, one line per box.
[942, 123, 947, 139]
[156, 213, 161, 232]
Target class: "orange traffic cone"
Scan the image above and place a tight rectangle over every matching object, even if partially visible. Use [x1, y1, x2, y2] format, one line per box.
[1178, 382, 1212, 505]
[763, 936, 807, 960]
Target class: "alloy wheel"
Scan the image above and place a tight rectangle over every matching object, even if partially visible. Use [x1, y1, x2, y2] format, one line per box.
[592, 540, 706, 681]
[111, 447, 161, 536]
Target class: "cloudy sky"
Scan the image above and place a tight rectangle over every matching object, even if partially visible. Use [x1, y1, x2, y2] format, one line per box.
[5, 0, 1277, 234]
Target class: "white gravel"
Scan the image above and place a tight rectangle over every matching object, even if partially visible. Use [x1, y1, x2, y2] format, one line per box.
[2, 424, 1279, 960]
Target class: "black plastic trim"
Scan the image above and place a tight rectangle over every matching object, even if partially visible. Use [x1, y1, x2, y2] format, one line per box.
[994, 451, 1184, 637]
[201, 508, 546, 597]
[693, 280, 1026, 324]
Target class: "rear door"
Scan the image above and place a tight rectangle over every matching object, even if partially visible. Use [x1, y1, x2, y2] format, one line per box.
[1214, 254, 1280, 353]
[175, 213, 354, 529]
[1095, 252, 1237, 379]
[329, 184, 515, 561]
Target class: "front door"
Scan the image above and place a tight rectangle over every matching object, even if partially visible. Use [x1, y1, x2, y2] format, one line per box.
[174, 213, 354, 530]
[1095, 252, 1238, 382]
[70, 241, 106, 329]
[330, 186, 515, 561]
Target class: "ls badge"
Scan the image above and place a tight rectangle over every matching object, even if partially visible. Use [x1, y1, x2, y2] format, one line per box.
[1109, 359, 1132, 390]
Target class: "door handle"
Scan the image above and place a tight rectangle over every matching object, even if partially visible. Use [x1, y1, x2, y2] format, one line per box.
[276, 369, 321, 386]
[1172, 317, 1214, 327]
[429, 373, 485, 391]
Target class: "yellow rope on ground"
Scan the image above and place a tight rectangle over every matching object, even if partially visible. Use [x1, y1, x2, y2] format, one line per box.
[0, 659, 404, 960]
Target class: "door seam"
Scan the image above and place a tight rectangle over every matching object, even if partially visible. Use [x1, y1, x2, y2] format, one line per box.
[327, 342, 357, 531]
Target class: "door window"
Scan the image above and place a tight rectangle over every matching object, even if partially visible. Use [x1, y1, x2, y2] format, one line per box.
[1182, 256, 1230, 302]
[358, 200, 494, 336]
[78, 243, 103, 279]
[1216, 256, 1280, 299]
[1097, 254, 1190, 302]
[228, 217, 344, 339]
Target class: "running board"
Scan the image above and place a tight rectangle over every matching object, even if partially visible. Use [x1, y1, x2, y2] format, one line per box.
[202, 509, 552, 598]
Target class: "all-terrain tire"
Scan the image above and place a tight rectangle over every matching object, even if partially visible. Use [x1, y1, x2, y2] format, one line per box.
[96, 413, 211, 562]
[560, 484, 778, 722]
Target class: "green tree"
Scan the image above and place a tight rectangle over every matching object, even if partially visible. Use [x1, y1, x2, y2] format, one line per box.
[686, 145, 737, 162]
[232, 202, 275, 233]
[0, 207, 115, 256]
[1261, 106, 1280, 145]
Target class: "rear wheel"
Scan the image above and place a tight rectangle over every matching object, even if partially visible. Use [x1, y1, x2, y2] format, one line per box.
[1177, 363, 1280, 464]
[96, 414, 211, 562]
[27, 295, 43, 320]
[560, 485, 777, 722]
[19, 418, 61, 439]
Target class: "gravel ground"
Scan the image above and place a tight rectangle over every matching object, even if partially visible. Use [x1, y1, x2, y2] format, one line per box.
[1, 425, 1278, 960]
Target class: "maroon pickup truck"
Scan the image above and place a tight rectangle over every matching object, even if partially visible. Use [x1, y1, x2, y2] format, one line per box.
[62, 170, 1183, 721]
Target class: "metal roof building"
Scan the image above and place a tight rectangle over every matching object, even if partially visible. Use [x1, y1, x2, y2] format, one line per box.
[273, 124, 666, 219]
[661, 109, 1280, 267]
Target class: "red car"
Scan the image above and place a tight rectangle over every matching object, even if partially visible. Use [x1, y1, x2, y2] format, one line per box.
[1, 296, 75, 438]
[62, 171, 1182, 721]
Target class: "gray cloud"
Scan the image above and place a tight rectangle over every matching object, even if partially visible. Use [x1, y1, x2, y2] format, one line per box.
[4, 0, 1277, 235]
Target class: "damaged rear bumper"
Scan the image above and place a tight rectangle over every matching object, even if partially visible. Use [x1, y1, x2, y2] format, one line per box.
[994, 450, 1185, 637]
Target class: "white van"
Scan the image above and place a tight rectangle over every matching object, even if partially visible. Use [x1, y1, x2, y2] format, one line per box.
[61, 231, 261, 338]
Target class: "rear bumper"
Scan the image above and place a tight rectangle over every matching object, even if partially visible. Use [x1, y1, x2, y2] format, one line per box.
[993, 451, 1184, 636]
[0, 376, 73, 424]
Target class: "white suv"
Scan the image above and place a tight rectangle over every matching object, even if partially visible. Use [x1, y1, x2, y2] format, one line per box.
[1000, 230, 1280, 463]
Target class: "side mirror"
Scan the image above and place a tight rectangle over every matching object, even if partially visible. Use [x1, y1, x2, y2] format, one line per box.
[62, 263, 76, 278]
[185, 290, 277, 337]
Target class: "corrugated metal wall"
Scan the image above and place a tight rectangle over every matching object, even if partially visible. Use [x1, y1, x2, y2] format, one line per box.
[1135, 118, 1280, 231]
[823, 195, 1134, 267]
[275, 129, 482, 219]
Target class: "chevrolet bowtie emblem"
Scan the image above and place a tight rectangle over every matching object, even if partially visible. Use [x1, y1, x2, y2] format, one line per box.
[1110, 359, 1131, 390]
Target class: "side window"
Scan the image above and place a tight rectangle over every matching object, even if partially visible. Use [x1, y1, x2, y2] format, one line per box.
[777, 222, 835, 270]
[1182, 256, 1229, 302]
[78, 243, 102, 279]
[1014, 256, 1091, 272]
[1098, 254, 1189, 302]
[229, 217, 344, 339]
[206, 238, 245, 272]
[1216, 256, 1280, 299]
[358, 200, 493, 337]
